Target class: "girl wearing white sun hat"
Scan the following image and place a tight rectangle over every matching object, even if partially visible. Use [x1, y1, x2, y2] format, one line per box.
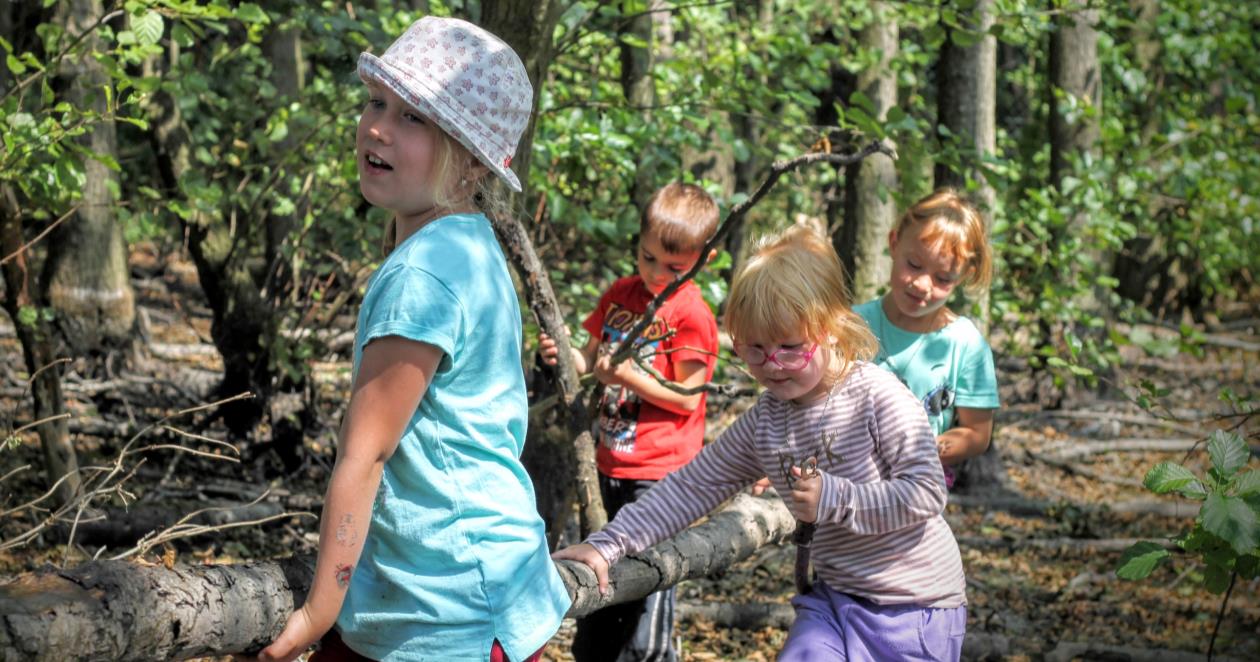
[253, 16, 568, 662]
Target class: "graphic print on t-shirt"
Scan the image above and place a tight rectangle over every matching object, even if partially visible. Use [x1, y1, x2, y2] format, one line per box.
[597, 302, 671, 453]
[883, 357, 956, 433]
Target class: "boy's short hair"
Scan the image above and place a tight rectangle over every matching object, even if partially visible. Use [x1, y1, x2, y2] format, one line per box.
[640, 182, 720, 255]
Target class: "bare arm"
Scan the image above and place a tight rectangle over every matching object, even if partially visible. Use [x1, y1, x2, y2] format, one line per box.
[256, 336, 441, 662]
[937, 407, 994, 467]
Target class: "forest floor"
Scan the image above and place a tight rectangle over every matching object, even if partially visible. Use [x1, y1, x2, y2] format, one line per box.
[1, 248, 1257, 661]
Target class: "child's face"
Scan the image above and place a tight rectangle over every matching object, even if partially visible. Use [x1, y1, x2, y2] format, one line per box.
[637, 227, 705, 295]
[737, 333, 833, 404]
[356, 82, 442, 215]
[885, 222, 963, 330]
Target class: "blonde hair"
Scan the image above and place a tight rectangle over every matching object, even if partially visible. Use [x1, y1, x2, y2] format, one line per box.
[726, 224, 877, 369]
[894, 188, 993, 296]
[641, 182, 720, 254]
[381, 130, 512, 255]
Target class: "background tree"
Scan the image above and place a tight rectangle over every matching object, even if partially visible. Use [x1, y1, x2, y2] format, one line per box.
[838, 0, 898, 303]
[42, 0, 136, 357]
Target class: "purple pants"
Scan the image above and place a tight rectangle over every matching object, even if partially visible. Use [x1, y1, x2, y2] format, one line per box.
[778, 582, 966, 661]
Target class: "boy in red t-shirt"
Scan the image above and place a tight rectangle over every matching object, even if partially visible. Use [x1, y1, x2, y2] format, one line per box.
[539, 182, 719, 662]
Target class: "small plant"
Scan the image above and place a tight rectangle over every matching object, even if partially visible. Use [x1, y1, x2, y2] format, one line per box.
[1117, 429, 1259, 657]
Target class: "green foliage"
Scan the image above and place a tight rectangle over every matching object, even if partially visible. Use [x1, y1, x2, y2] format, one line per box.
[1117, 430, 1260, 591]
[3, 0, 1256, 392]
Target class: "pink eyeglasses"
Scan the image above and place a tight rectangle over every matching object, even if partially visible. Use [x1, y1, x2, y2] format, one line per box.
[734, 343, 819, 371]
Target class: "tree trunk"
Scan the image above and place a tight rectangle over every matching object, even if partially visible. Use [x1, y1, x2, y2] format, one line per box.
[480, 0, 565, 195]
[1049, 3, 1101, 189]
[480, 0, 608, 537]
[1112, 0, 1175, 313]
[933, 0, 1006, 493]
[723, 0, 773, 284]
[491, 212, 606, 541]
[0, 494, 794, 661]
[42, 0, 136, 354]
[0, 187, 81, 505]
[619, 0, 660, 212]
[141, 44, 274, 441]
[262, 13, 305, 308]
[839, 1, 898, 303]
[934, 0, 996, 330]
[1049, 2, 1104, 314]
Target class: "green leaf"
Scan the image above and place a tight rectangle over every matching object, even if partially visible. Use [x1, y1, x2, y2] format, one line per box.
[1144, 462, 1205, 497]
[1115, 541, 1171, 580]
[1238, 554, 1259, 580]
[1203, 562, 1232, 593]
[16, 306, 38, 328]
[1233, 470, 1260, 497]
[234, 3, 270, 24]
[1201, 493, 1260, 555]
[132, 11, 164, 47]
[1207, 430, 1249, 478]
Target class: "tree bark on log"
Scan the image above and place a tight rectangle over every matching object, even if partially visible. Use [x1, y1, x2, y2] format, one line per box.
[0, 494, 793, 660]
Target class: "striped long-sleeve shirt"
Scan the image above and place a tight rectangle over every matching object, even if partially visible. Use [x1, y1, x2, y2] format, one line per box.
[586, 362, 967, 608]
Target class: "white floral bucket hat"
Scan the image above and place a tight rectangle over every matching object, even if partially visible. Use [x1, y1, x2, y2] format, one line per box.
[358, 17, 533, 192]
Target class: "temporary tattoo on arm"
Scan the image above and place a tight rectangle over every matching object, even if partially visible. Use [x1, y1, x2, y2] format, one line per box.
[335, 563, 353, 588]
[335, 513, 358, 547]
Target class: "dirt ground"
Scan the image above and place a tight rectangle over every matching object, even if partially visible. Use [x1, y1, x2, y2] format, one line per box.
[1, 251, 1257, 661]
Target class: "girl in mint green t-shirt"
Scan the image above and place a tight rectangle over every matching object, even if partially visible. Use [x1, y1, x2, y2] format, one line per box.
[855, 188, 1000, 490]
[254, 18, 568, 662]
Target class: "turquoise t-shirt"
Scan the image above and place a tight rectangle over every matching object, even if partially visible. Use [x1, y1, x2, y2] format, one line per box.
[336, 213, 570, 662]
[854, 297, 999, 438]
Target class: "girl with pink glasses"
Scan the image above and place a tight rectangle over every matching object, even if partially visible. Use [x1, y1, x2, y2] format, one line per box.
[554, 225, 966, 661]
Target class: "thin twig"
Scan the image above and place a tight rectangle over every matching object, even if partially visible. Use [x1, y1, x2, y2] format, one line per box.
[0, 206, 80, 266]
[1208, 571, 1238, 661]
[11, 413, 73, 436]
[629, 356, 737, 396]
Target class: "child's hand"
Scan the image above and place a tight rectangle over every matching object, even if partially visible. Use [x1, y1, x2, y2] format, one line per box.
[538, 332, 560, 366]
[788, 465, 822, 523]
[750, 476, 773, 496]
[593, 353, 636, 388]
[552, 543, 612, 596]
[244, 603, 326, 662]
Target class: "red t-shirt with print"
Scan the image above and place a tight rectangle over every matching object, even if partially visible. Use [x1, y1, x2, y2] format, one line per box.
[581, 276, 718, 480]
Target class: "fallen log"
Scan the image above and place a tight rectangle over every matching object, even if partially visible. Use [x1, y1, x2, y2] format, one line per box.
[1045, 641, 1248, 662]
[676, 600, 795, 630]
[0, 493, 794, 661]
[1047, 438, 1201, 462]
[948, 493, 1201, 519]
[955, 535, 1177, 554]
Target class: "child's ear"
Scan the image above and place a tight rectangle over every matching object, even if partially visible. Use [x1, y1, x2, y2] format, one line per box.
[887, 229, 899, 252]
[705, 248, 718, 265]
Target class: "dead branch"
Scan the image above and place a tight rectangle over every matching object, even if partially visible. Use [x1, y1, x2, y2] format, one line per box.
[955, 535, 1177, 554]
[676, 600, 795, 629]
[948, 493, 1201, 519]
[1045, 438, 1201, 462]
[607, 142, 894, 367]
[0, 493, 795, 660]
[490, 211, 607, 535]
[1045, 642, 1249, 662]
[0, 393, 253, 559]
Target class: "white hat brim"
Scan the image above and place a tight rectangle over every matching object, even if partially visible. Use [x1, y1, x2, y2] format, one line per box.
[358, 52, 523, 193]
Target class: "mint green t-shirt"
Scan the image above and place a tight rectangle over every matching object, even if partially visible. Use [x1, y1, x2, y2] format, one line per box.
[337, 213, 570, 662]
[854, 298, 999, 437]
